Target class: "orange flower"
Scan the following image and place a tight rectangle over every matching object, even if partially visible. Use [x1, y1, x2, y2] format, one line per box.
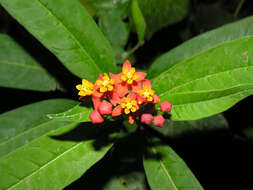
[110, 60, 146, 97]
[112, 93, 140, 124]
[137, 80, 160, 104]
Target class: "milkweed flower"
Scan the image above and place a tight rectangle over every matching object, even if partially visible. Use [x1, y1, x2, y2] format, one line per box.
[76, 60, 172, 127]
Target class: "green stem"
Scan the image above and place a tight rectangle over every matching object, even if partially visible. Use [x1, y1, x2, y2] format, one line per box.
[121, 41, 144, 60]
[234, 0, 246, 18]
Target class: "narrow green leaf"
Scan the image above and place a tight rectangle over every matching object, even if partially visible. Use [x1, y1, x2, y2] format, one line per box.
[148, 16, 253, 79]
[0, 34, 61, 91]
[131, 0, 146, 43]
[47, 104, 92, 122]
[0, 0, 116, 81]
[0, 99, 77, 157]
[137, 0, 189, 38]
[143, 141, 203, 190]
[0, 122, 115, 190]
[153, 114, 228, 138]
[152, 36, 253, 120]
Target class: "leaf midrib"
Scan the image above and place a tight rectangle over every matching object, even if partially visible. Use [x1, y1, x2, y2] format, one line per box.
[150, 147, 178, 190]
[7, 142, 83, 189]
[35, 0, 102, 74]
[158, 65, 253, 97]
[0, 119, 57, 147]
[172, 88, 253, 107]
[0, 61, 44, 71]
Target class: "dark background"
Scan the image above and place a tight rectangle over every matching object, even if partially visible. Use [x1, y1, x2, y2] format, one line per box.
[1, 0, 253, 189]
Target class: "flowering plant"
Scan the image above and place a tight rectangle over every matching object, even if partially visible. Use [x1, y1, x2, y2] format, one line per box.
[76, 60, 171, 126]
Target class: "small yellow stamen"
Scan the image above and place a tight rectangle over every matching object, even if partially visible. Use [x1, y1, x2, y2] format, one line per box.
[138, 85, 155, 102]
[76, 79, 94, 97]
[96, 73, 115, 93]
[120, 97, 138, 114]
[121, 66, 138, 84]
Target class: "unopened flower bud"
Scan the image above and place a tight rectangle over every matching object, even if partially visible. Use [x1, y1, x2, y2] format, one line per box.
[89, 110, 104, 124]
[153, 115, 166, 127]
[98, 100, 112, 115]
[160, 101, 172, 113]
[141, 114, 153, 125]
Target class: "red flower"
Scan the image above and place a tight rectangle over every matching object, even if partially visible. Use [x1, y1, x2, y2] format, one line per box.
[98, 100, 112, 115]
[89, 110, 104, 124]
[160, 101, 172, 113]
[153, 115, 166, 127]
[141, 114, 153, 125]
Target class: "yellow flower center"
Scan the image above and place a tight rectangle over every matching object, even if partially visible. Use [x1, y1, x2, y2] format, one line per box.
[121, 67, 138, 84]
[120, 97, 138, 114]
[76, 79, 94, 96]
[138, 86, 155, 102]
[96, 73, 115, 93]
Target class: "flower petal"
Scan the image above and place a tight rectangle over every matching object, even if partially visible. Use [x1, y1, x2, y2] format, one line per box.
[92, 95, 101, 110]
[123, 60, 131, 71]
[136, 72, 147, 81]
[109, 72, 122, 83]
[142, 79, 151, 88]
[112, 105, 123, 117]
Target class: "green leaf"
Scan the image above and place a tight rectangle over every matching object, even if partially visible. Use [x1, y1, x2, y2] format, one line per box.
[83, 0, 130, 19]
[99, 9, 130, 59]
[143, 141, 203, 190]
[103, 171, 148, 190]
[137, 0, 189, 38]
[131, 0, 146, 43]
[0, 34, 61, 91]
[148, 16, 253, 79]
[0, 99, 77, 157]
[0, 122, 115, 190]
[47, 104, 92, 122]
[152, 36, 253, 121]
[153, 114, 228, 138]
[0, 0, 116, 81]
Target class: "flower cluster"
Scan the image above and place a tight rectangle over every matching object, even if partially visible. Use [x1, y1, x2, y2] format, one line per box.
[76, 60, 172, 127]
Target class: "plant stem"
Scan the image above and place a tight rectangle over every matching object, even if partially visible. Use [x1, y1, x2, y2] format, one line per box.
[234, 0, 246, 18]
[121, 41, 144, 60]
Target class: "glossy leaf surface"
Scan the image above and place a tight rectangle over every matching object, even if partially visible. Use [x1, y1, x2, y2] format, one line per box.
[47, 104, 92, 122]
[137, 0, 189, 38]
[0, 34, 60, 91]
[148, 16, 253, 79]
[152, 36, 253, 120]
[0, 99, 77, 157]
[0, 0, 116, 81]
[143, 140, 203, 190]
[131, 0, 146, 43]
[153, 114, 228, 138]
[0, 122, 115, 190]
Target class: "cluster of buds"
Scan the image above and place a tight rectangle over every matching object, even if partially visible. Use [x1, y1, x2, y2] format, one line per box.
[76, 60, 172, 127]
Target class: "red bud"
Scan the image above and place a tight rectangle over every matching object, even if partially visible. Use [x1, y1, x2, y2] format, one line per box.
[89, 110, 104, 124]
[160, 101, 172, 113]
[153, 115, 166, 127]
[141, 114, 153, 125]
